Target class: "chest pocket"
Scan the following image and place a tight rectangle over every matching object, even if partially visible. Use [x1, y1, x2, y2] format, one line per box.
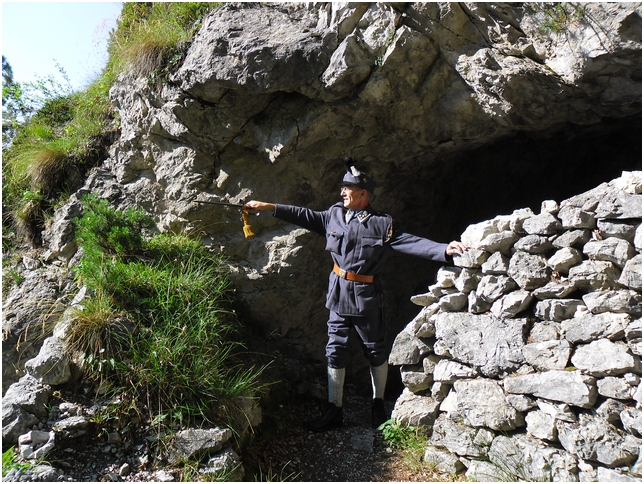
[359, 235, 384, 260]
[325, 230, 344, 254]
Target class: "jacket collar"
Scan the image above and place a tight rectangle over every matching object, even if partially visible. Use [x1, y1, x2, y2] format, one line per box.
[345, 204, 373, 223]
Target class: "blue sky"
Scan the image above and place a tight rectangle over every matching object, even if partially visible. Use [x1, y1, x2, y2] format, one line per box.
[2, 2, 123, 91]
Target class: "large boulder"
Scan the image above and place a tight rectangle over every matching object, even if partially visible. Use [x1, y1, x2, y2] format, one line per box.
[24, 336, 72, 386]
[487, 434, 578, 482]
[434, 312, 527, 377]
[556, 414, 641, 467]
[452, 378, 525, 431]
[165, 428, 233, 466]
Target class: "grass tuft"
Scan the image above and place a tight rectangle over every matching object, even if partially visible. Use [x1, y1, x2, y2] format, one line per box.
[109, 2, 221, 80]
[67, 195, 266, 433]
[24, 144, 72, 193]
[2, 446, 30, 478]
[65, 295, 131, 367]
[379, 419, 446, 477]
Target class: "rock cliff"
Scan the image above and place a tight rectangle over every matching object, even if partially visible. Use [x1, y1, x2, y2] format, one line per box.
[2, 3, 642, 479]
[4, 1, 642, 395]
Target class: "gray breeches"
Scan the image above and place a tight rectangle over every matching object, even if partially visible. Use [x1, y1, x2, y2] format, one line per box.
[326, 309, 387, 369]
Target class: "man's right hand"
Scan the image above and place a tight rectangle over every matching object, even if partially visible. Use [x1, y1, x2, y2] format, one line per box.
[446, 241, 468, 256]
[244, 200, 276, 213]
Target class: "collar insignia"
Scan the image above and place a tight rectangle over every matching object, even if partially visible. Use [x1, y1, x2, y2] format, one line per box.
[356, 209, 371, 223]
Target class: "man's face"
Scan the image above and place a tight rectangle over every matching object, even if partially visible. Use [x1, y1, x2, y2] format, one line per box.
[341, 185, 368, 210]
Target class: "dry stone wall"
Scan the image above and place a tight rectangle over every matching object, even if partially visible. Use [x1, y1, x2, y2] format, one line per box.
[389, 171, 642, 482]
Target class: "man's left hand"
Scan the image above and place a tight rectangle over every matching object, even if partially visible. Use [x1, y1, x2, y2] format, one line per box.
[446, 241, 468, 256]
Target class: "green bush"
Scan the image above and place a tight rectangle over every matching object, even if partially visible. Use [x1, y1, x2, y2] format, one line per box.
[75, 194, 153, 254]
[379, 419, 423, 449]
[379, 419, 438, 475]
[69, 196, 264, 431]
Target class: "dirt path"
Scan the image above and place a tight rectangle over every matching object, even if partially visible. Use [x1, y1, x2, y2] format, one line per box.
[241, 386, 451, 482]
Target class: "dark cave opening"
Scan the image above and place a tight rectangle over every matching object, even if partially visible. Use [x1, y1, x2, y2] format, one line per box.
[375, 114, 642, 398]
[408, 114, 642, 244]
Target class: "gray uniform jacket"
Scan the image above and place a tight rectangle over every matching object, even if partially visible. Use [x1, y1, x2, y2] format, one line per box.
[274, 202, 449, 316]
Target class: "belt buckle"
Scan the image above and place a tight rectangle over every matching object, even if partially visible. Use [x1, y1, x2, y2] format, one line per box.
[337, 268, 347, 279]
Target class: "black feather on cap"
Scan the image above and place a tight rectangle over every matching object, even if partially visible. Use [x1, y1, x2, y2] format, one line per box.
[341, 156, 375, 193]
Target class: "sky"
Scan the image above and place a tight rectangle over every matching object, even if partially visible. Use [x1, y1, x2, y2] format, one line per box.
[2, 2, 123, 92]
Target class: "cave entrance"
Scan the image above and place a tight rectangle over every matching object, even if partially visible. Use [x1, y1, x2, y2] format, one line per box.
[377, 114, 642, 398]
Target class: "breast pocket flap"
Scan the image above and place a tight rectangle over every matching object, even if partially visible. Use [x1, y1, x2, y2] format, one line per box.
[325, 230, 344, 254]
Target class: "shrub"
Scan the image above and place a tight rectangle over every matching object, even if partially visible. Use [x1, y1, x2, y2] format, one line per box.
[524, 3, 587, 33]
[379, 418, 423, 450]
[75, 194, 153, 254]
[379, 419, 439, 476]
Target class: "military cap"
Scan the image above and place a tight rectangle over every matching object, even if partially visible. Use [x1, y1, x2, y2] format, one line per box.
[341, 156, 375, 193]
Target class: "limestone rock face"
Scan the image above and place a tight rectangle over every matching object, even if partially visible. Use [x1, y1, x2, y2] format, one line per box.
[430, 413, 494, 458]
[391, 388, 440, 427]
[556, 414, 641, 468]
[1, 3, 642, 479]
[23, 337, 72, 386]
[31, 3, 641, 365]
[3, 376, 51, 418]
[452, 378, 524, 431]
[2, 404, 40, 444]
[165, 428, 233, 466]
[486, 434, 579, 482]
[434, 312, 527, 377]
[571, 339, 641, 377]
[175, 7, 335, 98]
[504, 370, 598, 408]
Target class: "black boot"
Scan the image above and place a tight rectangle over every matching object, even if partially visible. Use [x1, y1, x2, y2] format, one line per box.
[372, 398, 387, 429]
[307, 402, 343, 432]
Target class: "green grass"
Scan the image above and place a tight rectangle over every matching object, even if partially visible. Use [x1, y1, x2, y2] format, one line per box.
[66, 195, 266, 434]
[524, 3, 586, 33]
[2, 82, 114, 239]
[1, 266, 24, 299]
[380, 418, 424, 450]
[2, 446, 30, 478]
[109, 2, 220, 80]
[2, 2, 221, 248]
[379, 419, 432, 473]
[378, 419, 466, 480]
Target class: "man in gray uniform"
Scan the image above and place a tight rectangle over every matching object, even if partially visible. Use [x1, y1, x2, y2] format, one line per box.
[245, 158, 466, 431]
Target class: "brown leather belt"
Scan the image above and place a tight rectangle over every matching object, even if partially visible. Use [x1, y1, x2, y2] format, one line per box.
[333, 264, 375, 283]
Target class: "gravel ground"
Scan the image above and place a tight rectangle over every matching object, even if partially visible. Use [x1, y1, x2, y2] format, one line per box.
[5, 380, 457, 482]
[241, 385, 455, 482]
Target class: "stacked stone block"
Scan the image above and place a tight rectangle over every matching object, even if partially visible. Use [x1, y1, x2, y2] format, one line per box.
[389, 171, 642, 481]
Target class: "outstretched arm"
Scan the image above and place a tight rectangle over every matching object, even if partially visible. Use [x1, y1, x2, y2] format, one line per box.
[245, 200, 327, 236]
[388, 221, 468, 262]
